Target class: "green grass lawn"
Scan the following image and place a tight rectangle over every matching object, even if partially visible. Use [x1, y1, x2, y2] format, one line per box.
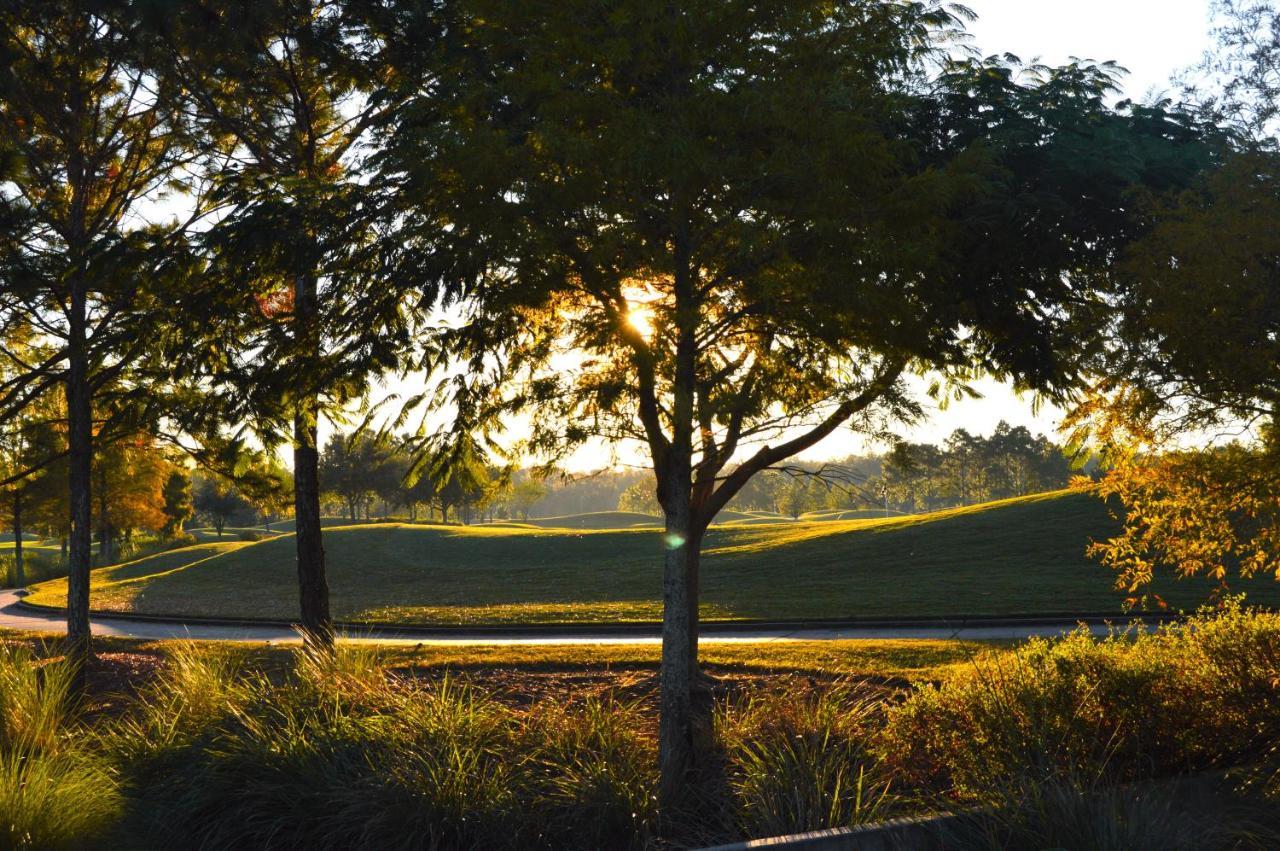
[522, 510, 661, 528]
[25, 489, 1280, 624]
[0, 627, 990, 682]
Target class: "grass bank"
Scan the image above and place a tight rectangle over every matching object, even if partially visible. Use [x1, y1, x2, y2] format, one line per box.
[25, 490, 1280, 624]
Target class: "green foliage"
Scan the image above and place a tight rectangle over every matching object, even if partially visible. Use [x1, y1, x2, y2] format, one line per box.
[0, 643, 122, 850]
[944, 775, 1280, 851]
[0, 750, 123, 851]
[387, 0, 1213, 542]
[717, 687, 890, 838]
[0, 551, 61, 589]
[192, 473, 254, 536]
[2, 606, 1278, 848]
[884, 423, 1075, 512]
[161, 470, 194, 538]
[879, 600, 1280, 802]
[615, 481, 659, 516]
[146, 0, 418, 452]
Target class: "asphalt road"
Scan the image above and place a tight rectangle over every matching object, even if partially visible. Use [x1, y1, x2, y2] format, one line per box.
[0, 589, 1125, 645]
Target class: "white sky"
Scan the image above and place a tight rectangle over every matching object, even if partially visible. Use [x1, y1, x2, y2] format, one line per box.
[346, 1, 1219, 470]
[787, 0, 1217, 461]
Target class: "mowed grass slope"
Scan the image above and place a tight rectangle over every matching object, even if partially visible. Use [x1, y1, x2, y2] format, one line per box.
[26, 490, 1280, 624]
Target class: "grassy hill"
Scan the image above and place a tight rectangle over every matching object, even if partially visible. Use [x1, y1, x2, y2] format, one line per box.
[25, 490, 1280, 624]
[523, 510, 661, 529]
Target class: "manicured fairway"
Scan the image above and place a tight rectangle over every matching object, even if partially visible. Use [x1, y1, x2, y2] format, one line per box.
[25, 490, 1280, 624]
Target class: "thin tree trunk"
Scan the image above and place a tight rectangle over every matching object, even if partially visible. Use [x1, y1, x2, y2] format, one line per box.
[293, 273, 332, 650]
[294, 413, 331, 648]
[97, 472, 112, 565]
[12, 491, 23, 588]
[66, 277, 93, 660]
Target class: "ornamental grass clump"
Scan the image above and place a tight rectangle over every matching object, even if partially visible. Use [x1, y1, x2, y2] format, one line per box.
[0, 642, 122, 851]
[716, 684, 892, 839]
[518, 697, 658, 850]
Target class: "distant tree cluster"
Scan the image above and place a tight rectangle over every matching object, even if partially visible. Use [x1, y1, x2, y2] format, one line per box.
[317, 429, 554, 525]
[881, 424, 1076, 513]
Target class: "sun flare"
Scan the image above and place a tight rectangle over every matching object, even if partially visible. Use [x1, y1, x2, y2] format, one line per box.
[626, 305, 655, 339]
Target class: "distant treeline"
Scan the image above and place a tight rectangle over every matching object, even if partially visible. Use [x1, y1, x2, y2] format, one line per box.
[1, 421, 1087, 559]
[287, 420, 1085, 525]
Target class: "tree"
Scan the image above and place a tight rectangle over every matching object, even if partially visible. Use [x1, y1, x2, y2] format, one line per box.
[161, 470, 193, 538]
[0, 1, 195, 658]
[320, 432, 386, 521]
[387, 0, 1210, 807]
[193, 473, 253, 538]
[617, 480, 660, 517]
[247, 460, 293, 531]
[1066, 0, 1280, 599]
[1070, 150, 1280, 598]
[93, 438, 174, 562]
[0, 405, 61, 586]
[146, 0, 417, 648]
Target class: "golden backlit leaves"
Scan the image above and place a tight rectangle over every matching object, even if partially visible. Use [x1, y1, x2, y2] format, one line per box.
[1078, 443, 1280, 610]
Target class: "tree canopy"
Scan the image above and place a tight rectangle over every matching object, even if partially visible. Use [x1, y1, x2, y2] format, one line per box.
[381, 0, 1218, 804]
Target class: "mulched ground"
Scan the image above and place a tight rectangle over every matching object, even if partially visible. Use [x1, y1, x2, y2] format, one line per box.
[389, 662, 910, 715]
[6, 635, 913, 721]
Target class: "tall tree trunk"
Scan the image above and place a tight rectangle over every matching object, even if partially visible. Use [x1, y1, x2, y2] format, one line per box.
[66, 277, 93, 660]
[12, 490, 23, 588]
[685, 523, 703, 681]
[293, 273, 332, 649]
[658, 216, 700, 816]
[658, 450, 695, 814]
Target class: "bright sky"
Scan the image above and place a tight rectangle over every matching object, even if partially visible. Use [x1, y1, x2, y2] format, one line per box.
[792, 0, 1217, 460]
[348, 1, 1219, 470]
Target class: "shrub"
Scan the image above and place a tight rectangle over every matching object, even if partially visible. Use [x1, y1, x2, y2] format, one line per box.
[519, 697, 657, 849]
[717, 685, 891, 839]
[0, 642, 74, 754]
[879, 603, 1280, 802]
[131, 658, 524, 850]
[943, 774, 1280, 851]
[0, 552, 64, 588]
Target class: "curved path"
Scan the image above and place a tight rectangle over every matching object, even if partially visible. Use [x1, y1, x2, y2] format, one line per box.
[0, 589, 1132, 645]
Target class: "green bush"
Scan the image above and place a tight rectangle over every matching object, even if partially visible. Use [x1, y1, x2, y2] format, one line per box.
[0, 749, 123, 851]
[942, 775, 1280, 851]
[878, 602, 1280, 801]
[519, 697, 657, 849]
[3, 605, 1277, 849]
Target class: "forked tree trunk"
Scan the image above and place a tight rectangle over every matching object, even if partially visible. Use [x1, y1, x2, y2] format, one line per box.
[65, 277, 93, 661]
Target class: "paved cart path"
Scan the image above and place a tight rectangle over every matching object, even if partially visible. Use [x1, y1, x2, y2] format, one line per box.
[0, 589, 1128, 645]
